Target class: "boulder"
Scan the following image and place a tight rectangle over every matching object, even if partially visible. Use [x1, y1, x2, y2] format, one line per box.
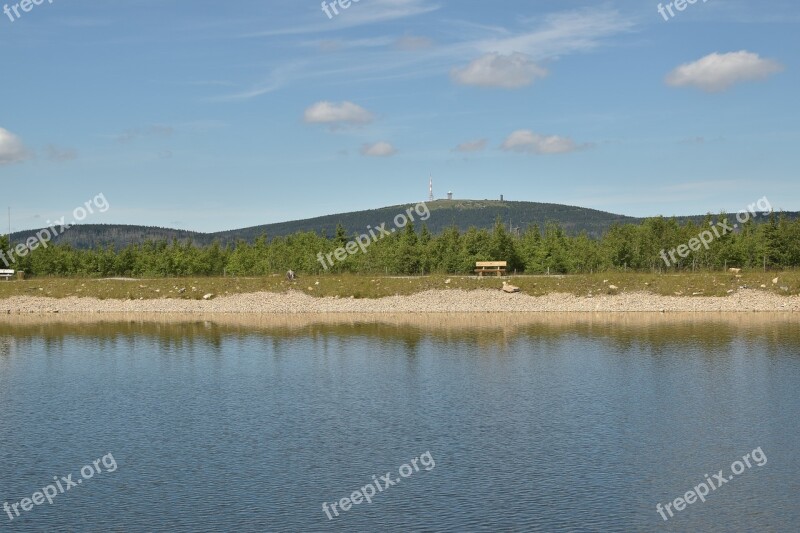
[501, 281, 520, 293]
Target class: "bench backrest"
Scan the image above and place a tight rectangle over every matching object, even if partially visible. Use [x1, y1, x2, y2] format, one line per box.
[475, 261, 507, 268]
[0, 269, 15, 275]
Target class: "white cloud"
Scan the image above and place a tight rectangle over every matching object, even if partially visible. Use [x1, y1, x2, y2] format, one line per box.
[304, 101, 374, 128]
[665, 51, 783, 92]
[0, 127, 30, 165]
[501, 130, 587, 155]
[361, 142, 397, 157]
[453, 139, 488, 153]
[451, 52, 547, 88]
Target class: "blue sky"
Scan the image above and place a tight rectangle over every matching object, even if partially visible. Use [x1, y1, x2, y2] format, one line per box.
[0, 0, 798, 233]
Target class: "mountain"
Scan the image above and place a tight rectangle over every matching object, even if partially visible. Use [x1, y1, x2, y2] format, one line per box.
[8, 199, 797, 250]
[208, 200, 638, 243]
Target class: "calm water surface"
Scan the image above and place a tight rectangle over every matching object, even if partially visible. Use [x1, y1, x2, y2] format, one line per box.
[0, 314, 798, 532]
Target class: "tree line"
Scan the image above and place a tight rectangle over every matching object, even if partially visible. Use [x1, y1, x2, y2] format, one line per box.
[1, 213, 798, 277]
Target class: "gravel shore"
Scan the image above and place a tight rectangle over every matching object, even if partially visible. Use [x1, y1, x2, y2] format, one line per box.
[1, 288, 798, 314]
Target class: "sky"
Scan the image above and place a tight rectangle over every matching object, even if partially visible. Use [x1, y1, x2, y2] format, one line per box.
[0, 0, 798, 233]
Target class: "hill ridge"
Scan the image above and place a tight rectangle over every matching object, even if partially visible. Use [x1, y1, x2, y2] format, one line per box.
[7, 199, 797, 250]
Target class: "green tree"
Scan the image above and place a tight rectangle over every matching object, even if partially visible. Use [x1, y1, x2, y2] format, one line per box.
[334, 223, 347, 248]
[488, 218, 521, 272]
[0, 234, 10, 268]
[431, 225, 462, 273]
[393, 222, 420, 274]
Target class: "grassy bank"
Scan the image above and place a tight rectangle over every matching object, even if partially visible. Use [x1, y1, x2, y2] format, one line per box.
[0, 272, 797, 300]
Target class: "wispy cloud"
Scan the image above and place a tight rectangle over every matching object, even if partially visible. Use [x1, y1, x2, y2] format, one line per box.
[467, 8, 636, 59]
[209, 80, 283, 102]
[207, 63, 303, 102]
[246, 0, 440, 37]
[112, 125, 174, 143]
[501, 130, 590, 155]
[453, 139, 488, 153]
[394, 35, 435, 51]
[219, 6, 633, 101]
[46, 145, 78, 162]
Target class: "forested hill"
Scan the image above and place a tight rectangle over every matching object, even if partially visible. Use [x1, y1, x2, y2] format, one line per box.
[7, 199, 798, 250]
[209, 200, 638, 244]
[8, 225, 205, 250]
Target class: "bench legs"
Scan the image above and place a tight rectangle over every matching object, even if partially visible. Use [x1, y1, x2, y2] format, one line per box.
[474, 270, 505, 277]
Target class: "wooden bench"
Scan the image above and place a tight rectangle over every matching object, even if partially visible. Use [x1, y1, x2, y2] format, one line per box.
[0, 269, 15, 281]
[474, 261, 507, 277]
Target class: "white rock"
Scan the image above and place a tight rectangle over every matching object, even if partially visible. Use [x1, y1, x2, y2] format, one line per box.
[203, 293, 214, 300]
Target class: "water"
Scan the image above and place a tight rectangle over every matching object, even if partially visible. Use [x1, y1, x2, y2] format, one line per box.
[1, 314, 798, 532]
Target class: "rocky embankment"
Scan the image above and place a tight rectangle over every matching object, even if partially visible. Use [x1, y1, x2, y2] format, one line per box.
[1, 289, 798, 314]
